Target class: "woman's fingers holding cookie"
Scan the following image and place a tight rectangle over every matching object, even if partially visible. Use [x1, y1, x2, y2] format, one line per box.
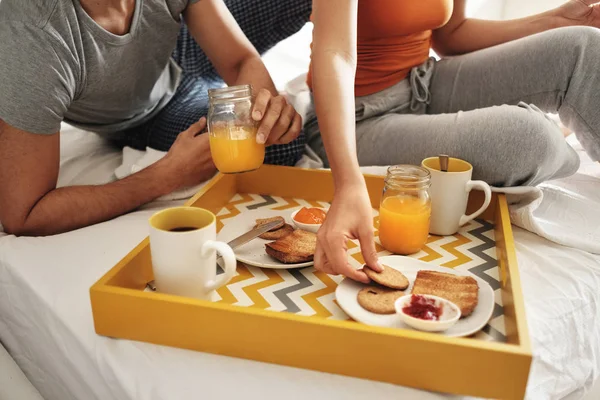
[314, 242, 335, 275]
[316, 230, 370, 283]
[344, 265, 370, 283]
[315, 241, 368, 282]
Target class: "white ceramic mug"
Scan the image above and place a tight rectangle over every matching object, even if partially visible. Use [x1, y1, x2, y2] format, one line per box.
[149, 207, 236, 300]
[422, 157, 492, 236]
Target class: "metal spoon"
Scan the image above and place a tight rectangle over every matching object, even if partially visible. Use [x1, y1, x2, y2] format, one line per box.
[439, 154, 449, 172]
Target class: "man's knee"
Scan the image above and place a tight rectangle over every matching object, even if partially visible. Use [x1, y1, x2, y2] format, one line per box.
[264, 132, 306, 166]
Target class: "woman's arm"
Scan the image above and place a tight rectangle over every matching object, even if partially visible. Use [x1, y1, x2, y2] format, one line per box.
[433, 0, 600, 57]
[311, 0, 382, 283]
[312, 0, 360, 185]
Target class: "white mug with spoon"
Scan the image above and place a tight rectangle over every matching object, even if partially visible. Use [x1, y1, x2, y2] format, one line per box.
[421, 156, 492, 236]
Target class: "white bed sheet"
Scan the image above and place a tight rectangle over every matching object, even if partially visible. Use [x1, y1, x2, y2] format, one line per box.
[1, 125, 599, 400]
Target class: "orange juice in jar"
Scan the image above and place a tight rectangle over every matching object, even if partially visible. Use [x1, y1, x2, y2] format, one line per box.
[378, 165, 432, 255]
[208, 85, 265, 174]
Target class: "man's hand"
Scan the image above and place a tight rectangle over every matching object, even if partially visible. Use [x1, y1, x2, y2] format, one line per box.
[252, 89, 302, 146]
[556, 0, 600, 28]
[161, 117, 216, 188]
[314, 183, 383, 283]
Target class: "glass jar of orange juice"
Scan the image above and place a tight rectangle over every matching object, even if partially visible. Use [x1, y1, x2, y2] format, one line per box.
[207, 85, 265, 174]
[379, 165, 432, 255]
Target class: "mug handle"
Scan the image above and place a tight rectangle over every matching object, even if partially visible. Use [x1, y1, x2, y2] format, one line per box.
[458, 180, 492, 227]
[201, 240, 237, 292]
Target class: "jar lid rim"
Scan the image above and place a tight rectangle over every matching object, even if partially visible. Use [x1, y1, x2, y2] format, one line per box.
[208, 84, 252, 96]
[385, 165, 431, 187]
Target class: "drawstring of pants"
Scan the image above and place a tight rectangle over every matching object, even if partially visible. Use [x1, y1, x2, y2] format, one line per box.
[409, 57, 436, 111]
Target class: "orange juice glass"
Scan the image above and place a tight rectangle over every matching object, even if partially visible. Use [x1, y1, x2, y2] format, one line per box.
[379, 165, 432, 255]
[208, 85, 265, 174]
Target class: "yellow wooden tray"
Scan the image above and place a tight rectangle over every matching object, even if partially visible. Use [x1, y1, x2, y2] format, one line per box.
[90, 165, 531, 399]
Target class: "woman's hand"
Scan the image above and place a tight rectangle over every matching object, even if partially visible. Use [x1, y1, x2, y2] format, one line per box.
[315, 183, 383, 283]
[556, 0, 600, 28]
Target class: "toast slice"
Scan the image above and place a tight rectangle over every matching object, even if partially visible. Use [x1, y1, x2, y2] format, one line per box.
[411, 270, 479, 317]
[265, 229, 317, 264]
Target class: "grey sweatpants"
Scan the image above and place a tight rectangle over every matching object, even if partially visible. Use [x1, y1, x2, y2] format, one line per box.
[305, 26, 600, 187]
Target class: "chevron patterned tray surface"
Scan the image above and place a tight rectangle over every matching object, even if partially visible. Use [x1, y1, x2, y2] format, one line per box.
[213, 193, 506, 342]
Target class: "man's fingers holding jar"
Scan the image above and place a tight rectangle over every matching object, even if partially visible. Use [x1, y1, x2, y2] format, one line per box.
[275, 112, 302, 145]
[252, 88, 272, 122]
[267, 103, 297, 145]
[251, 89, 300, 145]
[256, 95, 287, 145]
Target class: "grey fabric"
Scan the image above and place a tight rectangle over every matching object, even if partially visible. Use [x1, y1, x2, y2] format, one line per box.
[305, 26, 600, 187]
[0, 0, 198, 136]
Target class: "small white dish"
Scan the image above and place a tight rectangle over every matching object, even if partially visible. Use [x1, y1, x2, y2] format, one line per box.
[290, 207, 328, 233]
[395, 294, 460, 333]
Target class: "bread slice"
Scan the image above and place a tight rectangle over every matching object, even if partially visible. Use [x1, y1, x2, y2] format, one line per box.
[411, 270, 479, 317]
[254, 216, 285, 232]
[265, 229, 317, 264]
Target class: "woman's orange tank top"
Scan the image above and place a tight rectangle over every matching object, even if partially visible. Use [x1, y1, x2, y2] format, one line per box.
[307, 0, 453, 97]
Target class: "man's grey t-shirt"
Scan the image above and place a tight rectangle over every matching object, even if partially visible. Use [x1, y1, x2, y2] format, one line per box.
[0, 0, 199, 135]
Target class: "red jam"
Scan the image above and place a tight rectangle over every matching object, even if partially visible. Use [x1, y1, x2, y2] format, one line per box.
[402, 295, 443, 321]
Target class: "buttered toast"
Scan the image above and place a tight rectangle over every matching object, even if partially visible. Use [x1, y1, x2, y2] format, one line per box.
[411, 271, 479, 317]
[265, 229, 317, 264]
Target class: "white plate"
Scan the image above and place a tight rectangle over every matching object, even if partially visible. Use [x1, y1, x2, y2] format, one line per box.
[335, 256, 495, 337]
[217, 209, 313, 269]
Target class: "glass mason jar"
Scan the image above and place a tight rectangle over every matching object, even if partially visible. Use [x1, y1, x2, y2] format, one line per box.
[207, 85, 265, 174]
[378, 165, 432, 255]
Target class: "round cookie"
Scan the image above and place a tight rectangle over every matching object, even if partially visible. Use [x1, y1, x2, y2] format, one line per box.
[357, 286, 404, 315]
[363, 264, 409, 290]
[259, 223, 294, 240]
[254, 216, 285, 232]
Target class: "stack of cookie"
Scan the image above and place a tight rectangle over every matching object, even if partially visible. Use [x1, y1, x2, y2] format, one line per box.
[357, 265, 409, 315]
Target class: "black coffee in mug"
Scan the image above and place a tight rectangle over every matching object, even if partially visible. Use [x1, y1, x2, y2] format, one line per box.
[168, 227, 198, 232]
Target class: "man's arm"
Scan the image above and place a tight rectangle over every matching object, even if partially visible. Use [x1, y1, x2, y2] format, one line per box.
[433, 0, 600, 57]
[183, 0, 302, 146]
[0, 119, 213, 236]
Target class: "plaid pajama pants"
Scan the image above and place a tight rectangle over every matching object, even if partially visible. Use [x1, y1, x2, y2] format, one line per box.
[121, 0, 312, 166]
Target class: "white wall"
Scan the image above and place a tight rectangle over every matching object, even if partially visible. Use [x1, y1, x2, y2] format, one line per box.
[467, 0, 506, 19]
[503, 0, 564, 19]
[469, 0, 567, 20]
